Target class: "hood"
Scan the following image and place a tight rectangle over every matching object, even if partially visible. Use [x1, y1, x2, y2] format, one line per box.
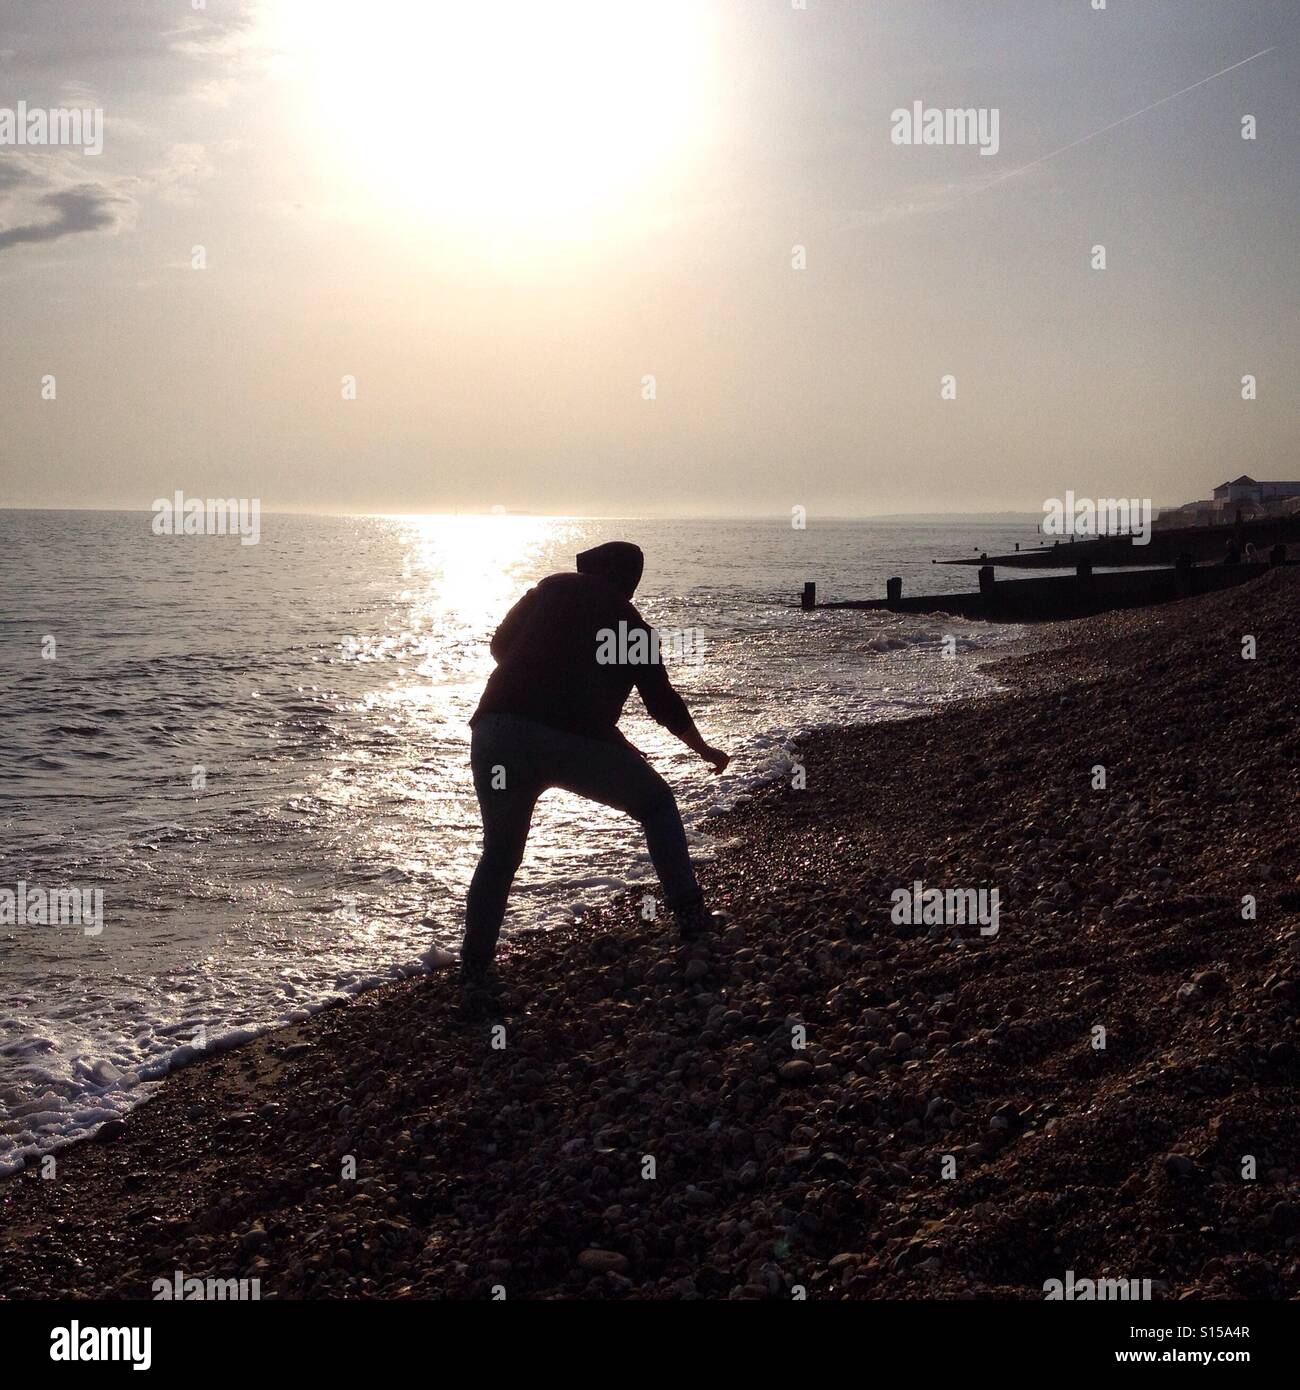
[576, 541, 644, 599]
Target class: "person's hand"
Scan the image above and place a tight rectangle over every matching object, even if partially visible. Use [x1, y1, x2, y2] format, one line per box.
[702, 746, 730, 775]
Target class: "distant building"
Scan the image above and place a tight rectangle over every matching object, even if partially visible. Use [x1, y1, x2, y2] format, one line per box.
[1154, 475, 1300, 529]
[1212, 475, 1300, 505]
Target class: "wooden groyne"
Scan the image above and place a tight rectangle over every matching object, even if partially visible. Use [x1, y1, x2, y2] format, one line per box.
[800, 558, 1287, 622]
[941, 514, 1300, 569]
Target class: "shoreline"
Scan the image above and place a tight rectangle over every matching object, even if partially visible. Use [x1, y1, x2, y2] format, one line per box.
[3, 569, 1297, 1299]
[1, 612, 1026, 1181]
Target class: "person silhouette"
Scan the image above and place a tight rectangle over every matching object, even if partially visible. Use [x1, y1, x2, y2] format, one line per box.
[460, 541, 728, 1002]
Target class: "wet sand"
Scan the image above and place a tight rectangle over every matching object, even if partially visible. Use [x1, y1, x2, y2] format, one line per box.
[3, 566, 1297, 1300]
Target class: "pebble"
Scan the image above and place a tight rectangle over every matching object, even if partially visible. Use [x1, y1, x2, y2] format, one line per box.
[577, 1249, 629, 1275]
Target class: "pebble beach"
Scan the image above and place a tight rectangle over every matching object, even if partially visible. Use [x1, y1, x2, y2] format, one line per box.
[3, 566, 1297, 1300]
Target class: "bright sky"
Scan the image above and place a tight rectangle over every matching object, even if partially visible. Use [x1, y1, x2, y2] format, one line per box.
[0, 0, 1296, 516]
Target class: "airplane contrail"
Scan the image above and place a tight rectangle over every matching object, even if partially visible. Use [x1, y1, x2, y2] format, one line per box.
[984, 45, 1276, 190]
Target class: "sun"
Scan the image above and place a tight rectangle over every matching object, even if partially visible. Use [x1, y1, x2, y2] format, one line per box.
[270, 0, 718, 235]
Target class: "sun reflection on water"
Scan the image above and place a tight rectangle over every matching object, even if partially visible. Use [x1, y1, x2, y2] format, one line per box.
[369, 513, 579, 731]
[398, 513, 558, 627]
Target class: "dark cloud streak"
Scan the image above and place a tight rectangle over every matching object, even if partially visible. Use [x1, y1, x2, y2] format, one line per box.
[0, 182, 129, 251]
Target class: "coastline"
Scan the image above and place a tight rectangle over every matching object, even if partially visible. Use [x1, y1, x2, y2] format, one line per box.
[3, 568, 1297, 1299]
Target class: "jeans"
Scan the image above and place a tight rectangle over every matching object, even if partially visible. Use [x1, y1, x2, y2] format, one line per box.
[463, 713, 701, 973]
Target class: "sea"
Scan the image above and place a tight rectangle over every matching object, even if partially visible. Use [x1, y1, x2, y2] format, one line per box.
[0, 510, 1055, 1172]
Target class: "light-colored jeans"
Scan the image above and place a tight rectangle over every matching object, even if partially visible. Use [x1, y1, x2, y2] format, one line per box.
[463, 713, 701, 973]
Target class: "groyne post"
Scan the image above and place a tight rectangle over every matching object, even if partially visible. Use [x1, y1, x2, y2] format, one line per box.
[801, 581, 816, 610]
[886, 577, 902, 609]
[1175, 552, 1194, 595]
[978, 565, 995, 610]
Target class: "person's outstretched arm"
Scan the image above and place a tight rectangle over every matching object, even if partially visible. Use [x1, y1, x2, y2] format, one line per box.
[671, 710, 730, 774]
[630, 620, 729, 773]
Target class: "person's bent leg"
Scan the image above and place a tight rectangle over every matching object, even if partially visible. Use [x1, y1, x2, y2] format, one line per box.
[635, 791, 704, 919]
[545, 730, 702, 923]
[463, 716, 540, 979]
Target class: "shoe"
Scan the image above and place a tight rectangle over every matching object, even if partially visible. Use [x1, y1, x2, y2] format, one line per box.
[673, 898, 716, 942]
[459, 964, 502, 1018]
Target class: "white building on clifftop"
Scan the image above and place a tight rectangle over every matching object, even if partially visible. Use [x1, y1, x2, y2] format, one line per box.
[1156, 475, 1300, 528]
[1212, 475, 1300, 505]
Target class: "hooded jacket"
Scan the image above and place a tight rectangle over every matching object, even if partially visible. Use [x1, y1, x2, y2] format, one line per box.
[470, 542, 691, 742]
